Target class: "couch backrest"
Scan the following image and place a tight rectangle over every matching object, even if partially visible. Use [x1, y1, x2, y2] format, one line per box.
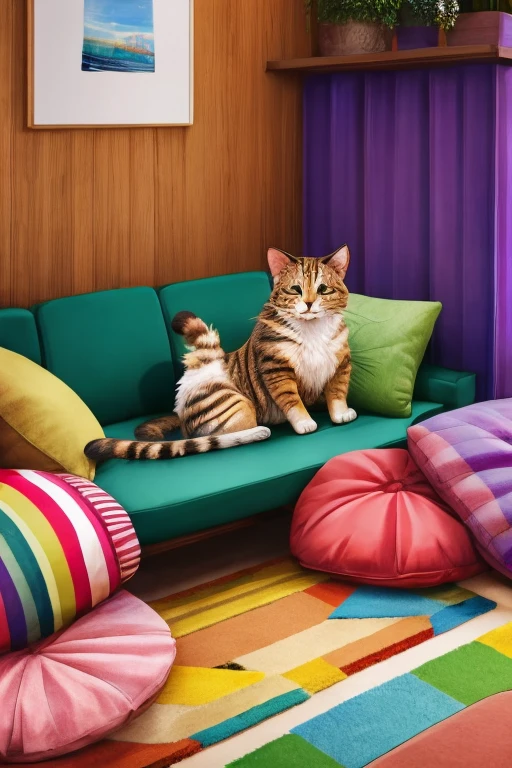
[34, 287, 175, 426]
[0, 273, 273, 425]
[0, 309, 41, 364]
[159, 272, 272, 376]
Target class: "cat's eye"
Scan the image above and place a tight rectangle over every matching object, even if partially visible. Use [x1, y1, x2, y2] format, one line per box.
[290, 285, 302, 294]
[317, 284, 334, 295]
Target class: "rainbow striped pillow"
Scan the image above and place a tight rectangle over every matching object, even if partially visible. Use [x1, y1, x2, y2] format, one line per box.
[0, 469, 140, 653]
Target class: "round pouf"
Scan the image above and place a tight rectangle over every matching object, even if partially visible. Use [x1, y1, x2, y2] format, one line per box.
[291, 448, 486, 588]
[0, 590, 176, 763]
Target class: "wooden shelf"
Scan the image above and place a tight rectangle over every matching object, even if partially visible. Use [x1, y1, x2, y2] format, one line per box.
[267, 44, 512, 74]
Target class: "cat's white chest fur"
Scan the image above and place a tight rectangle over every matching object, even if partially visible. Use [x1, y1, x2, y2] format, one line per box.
[175, 359, 228, 419]
[287, 315, 348, 400]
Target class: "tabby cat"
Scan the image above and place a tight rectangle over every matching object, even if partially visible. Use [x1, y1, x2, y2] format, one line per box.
[84, 245, 356, 461]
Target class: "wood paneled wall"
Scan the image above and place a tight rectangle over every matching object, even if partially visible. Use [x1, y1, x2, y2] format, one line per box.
[0, 1, 310, 307]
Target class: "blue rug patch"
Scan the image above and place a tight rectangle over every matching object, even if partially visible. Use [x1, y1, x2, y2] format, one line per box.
[430, 596, 497, 636]
[192, 689, 310, 748]
[291, 673, 464, 768]
[329, 586, 443, 620]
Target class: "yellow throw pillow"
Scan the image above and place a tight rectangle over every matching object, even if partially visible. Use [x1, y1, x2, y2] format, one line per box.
[0, 348, 104, 480]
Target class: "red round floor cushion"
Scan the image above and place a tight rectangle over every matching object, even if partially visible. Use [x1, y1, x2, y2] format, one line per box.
[291, 449, 486, 587]
[0, 590, 176, 763]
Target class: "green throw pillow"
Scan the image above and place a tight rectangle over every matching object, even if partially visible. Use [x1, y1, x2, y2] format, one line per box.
[344, 294, 442, 418]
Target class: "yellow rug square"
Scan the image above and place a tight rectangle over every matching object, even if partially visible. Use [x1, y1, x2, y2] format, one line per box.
[283, 658, 347, 694]
[158, 666, 265, 706]
[478, 621, 512, 658]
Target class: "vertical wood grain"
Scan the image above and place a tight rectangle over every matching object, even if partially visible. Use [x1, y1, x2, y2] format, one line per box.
[4, 0, 310, 307]
[129, 129, 156, 286]
[93, 131, 131, 290]
[71, 132, 95, 295]
[0, 1, 12, 306]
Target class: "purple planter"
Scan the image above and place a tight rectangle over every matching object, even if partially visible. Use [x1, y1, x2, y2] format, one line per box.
[447, 11, 512, 46]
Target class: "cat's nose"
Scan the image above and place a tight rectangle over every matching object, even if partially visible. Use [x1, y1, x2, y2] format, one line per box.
[305, 301, 313, 310]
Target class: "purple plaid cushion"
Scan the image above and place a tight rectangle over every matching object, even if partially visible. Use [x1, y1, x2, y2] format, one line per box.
[408, 400, 512, 577]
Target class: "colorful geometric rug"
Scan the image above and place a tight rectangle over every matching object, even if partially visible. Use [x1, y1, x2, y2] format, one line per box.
[229, 622, 512, 768]
[48, 558, 497, 768]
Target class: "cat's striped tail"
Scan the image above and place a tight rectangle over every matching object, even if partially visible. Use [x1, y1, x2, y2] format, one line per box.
[171, 311, 221, 350]
[84, 426, 270, 462]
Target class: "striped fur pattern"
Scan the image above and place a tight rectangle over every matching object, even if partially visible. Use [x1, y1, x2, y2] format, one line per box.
[84, 245, 355, 461]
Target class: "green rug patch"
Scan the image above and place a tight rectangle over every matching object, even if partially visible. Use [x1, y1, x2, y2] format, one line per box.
[412, 641, 512, 705]
[227, 734, 343, 767]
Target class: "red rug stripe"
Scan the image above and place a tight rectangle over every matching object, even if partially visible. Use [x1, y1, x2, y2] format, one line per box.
[39, 738, 202, 768]
[340, 628, 435, 676]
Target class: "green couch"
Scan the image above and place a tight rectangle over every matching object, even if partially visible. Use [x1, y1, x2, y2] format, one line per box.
[0, 272, 475, 547]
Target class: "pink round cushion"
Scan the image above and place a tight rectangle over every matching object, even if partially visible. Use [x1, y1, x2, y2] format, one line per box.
[291, 448, 486, 588]
[0, 590, 176, 763]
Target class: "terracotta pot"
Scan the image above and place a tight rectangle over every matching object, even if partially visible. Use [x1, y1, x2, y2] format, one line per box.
[318, 20, 394, 56]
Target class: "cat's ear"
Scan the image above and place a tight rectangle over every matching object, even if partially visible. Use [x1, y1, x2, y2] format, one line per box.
[267, 248, 297, 279]
[321, 245, 350, 279]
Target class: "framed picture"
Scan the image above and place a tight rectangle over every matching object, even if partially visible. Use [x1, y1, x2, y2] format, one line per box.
[27, 0, 194, 129]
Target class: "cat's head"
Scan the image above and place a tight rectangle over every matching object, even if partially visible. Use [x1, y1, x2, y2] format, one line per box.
[267, 246, 350, 321]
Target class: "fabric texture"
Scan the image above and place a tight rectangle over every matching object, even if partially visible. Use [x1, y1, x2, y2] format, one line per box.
[408, 399, 512, 578]
[97, 403, 443, 547]
[159, 272, 272, 379]
[292, 674, 464, 768]
[228, 734, 342, 768]
[0, 309, 41, 363]
[413, 365, 476, 411]
[0, 347, 104, 480]
[0, 469, 140, 653]
[34, 287, 175, 425]
[0, 590, 175, 763]
[344, 294, 441, 417]
[370, 691, 512, 768]
[237, 620, 512, 768]
[291, 449, 485, 587]
[55, 557, 495, 767]
[495, 66, 512, 400]
[303, 65, 496, 401]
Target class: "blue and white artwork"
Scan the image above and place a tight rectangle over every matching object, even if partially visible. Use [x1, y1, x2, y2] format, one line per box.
[82, 0, 155, 73]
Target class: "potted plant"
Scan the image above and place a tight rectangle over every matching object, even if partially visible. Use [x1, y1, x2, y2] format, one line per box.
[305, 0, 402, 56]
[400, 0, 460, 29]
[397, 0, 459, 48]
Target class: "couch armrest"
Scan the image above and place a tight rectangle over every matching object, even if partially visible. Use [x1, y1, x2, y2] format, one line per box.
[414, 364, 476, 409]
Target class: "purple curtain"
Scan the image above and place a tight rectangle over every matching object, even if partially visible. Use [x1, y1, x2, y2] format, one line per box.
[495, 66, 512, 399]
[303, 65, 502, 400]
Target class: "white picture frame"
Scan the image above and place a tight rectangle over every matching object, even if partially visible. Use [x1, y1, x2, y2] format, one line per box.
[28, 0, 194, 129]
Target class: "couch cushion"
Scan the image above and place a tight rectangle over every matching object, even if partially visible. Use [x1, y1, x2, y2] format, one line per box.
[0, 349, 104, 479]
[290, 448, 485, 587]
[408, 399, 512, 578]
[96, 401, 443, 546]
[34, 288, 175, 425]
[0, 309, 41, 364]
[345, 294, 442, 418]
[159, 272, 271, 376]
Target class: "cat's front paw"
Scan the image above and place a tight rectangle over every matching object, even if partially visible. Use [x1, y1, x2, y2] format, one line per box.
[293, 417, 318, 435]
[330, 405, 357, 425]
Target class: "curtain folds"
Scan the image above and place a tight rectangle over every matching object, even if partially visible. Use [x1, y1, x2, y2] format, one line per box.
[495, 66, 512, 400]
[304, 65, 499, 400]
